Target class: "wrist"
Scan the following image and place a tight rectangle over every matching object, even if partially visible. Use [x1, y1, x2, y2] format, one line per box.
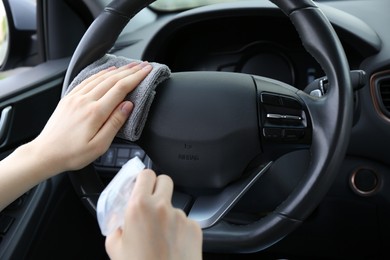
[0, 139, 60, 211]
[17, 139, 60, 179]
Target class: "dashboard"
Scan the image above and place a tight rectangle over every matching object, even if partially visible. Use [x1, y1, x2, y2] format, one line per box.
[138, 6, 369, 90]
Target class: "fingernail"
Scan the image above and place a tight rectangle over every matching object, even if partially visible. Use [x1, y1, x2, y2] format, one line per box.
[120, 101, 134, 115]
[138, 61, 149, 68]
[143, 64, 153, 71]
[126, 62, 139, 68]
[106, 66, 117, 71]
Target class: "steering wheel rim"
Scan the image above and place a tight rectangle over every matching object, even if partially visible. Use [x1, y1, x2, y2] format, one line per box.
[62, 0, 353, 253]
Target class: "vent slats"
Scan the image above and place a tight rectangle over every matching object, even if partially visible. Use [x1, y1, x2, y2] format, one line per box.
[379, 80, 390, 113]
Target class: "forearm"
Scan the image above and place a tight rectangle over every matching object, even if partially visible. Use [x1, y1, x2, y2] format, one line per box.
[0, 141, 57, 211]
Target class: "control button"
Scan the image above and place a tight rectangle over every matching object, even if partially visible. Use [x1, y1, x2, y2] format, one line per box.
[280, 96, 302, 109]
[284, 129, 305, 139]
[261, 93, 282, 106]
[267, 114, 302, 121]
[116, 158, 129, 167]
[117, 148, 130, 158]
[95, 144, 149, 168]
[0, 215, 14, 235]
[101, 148, 116, 166]
[263, 128, 283, 138]
[130, 149, 145, 160]
[261, 93, 302, 109]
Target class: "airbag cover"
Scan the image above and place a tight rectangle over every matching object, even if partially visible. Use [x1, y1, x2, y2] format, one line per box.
[138, 72, 261, 188]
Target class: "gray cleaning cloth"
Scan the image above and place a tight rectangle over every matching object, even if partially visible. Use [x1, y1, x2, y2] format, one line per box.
[66, 54, 171, 142]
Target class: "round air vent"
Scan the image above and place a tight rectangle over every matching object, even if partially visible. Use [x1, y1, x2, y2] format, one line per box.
[349, 168, 381, 197]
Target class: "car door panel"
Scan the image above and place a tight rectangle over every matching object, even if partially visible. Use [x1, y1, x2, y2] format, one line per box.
[0, 59, 67, 151]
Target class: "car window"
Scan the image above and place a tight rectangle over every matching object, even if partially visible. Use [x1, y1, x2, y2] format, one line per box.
[0, 0, 37, 82]
[0, 1, 9, 78]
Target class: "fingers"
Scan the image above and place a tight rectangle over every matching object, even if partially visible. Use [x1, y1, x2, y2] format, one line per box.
[131, 169, 157, 197]
[82, 62, 152, 123]
[68, 62, 139, 96]
[89, 62, 151, 100]
[67, 66, 118, 96]
[131, 170, 174, 200]
[153, 174, 174, 200]
[98, 63, 152, 112]
[66, 61, 152, 105]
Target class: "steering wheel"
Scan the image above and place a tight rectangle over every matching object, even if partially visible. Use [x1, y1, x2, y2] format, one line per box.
[62, 0, 353, 253]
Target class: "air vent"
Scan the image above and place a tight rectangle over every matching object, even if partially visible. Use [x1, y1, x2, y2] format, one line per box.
[371, 71, 390, 120]
[378, 79, 390, 114]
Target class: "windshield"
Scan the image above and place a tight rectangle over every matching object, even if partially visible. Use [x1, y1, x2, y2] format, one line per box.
[151, 0, 345, 11]
[151, 0, 257, 11]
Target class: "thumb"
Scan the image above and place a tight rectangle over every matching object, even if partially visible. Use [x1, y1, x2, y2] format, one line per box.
[105, 227, 123, 259]
[95, 101, 133, 143]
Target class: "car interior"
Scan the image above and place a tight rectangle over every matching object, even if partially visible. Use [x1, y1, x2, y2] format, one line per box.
[1, 0, 390, 259]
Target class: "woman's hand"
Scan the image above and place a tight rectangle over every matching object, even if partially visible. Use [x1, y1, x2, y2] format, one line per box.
[105, 170, 203, 260]
[33, 62, 152, 174]
[0, 62, 153, 211]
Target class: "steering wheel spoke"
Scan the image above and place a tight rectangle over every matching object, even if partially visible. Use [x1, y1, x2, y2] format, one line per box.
[187, 161, 273, 229]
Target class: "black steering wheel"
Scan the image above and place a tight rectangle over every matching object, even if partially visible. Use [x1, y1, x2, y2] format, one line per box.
[62, 0, 353, 253]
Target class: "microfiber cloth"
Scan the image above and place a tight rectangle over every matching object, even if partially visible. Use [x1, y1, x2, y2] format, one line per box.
[66, 54, 171, 141]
